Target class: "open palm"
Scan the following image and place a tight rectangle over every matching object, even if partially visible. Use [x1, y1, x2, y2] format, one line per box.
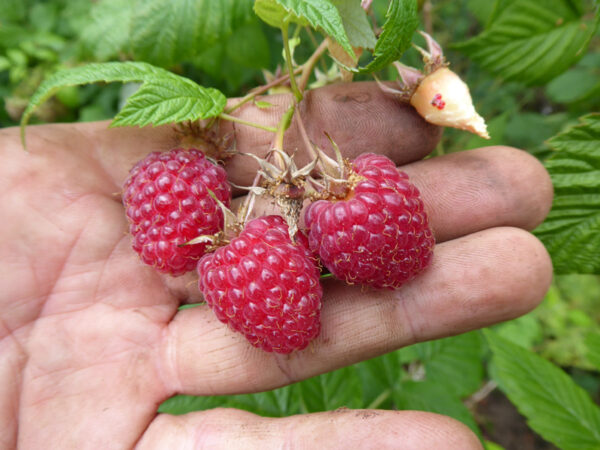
[0, 83, 553, 449]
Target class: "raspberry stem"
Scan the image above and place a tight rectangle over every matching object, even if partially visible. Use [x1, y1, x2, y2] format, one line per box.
[218, 113, 277, 133]
[224, 67, 302, 115]
[282, 20, 303, 103]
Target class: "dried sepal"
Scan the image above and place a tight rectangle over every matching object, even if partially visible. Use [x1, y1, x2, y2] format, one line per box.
[182, 189, 239, 249]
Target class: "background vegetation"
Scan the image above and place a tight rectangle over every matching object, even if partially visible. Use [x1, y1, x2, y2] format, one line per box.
[2, 0, 599, 448]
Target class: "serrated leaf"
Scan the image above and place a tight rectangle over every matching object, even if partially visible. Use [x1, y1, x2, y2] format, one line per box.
[130, 0, 254, 68]
[226, 21, 271, 70]
[231, 386, 298, 417]
[493, 313, 543, 349]
[453, 0, 599, 85]
[585, 331, 600, 371]
[355, 351, 403, 408]
[112, 81, 226, 127]
[20, 62, 226, 144]
[81, 0, 133, 61]
[395, 381, 481, 436]
[258, 0, 354, 58]
[254, 0, 308, 28]
[413, 332, 484, 398]
[546, 53, 600, 104]
[358, 0, 418, 73]
[534, 114, 600, 274]
[297, 366, 362, 412]
[331, 0, 377, 49]
[485, 329, 600, 450]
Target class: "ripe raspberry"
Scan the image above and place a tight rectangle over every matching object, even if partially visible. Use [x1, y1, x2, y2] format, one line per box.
[123, 148, 231, 276]
[198, 215, 322, 353]
[304, 153, 434, 289]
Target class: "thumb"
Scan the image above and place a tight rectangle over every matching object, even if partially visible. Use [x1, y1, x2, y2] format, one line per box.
[137, 408, 482, 449]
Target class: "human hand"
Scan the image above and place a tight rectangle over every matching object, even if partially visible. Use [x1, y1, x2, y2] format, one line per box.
[0, 82, 553, 449]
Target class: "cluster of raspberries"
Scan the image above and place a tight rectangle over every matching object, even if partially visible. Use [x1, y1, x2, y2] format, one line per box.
[123, 148, 434, 353]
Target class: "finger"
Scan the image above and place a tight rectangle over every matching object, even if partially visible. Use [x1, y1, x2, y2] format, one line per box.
[137, 408, 482, 450]
[17, 82, 441, 189]
[163, 145, 552, 303]
[159, 227, 552, 395]
[231, 145, 553, 241]
[221, 81, 442, 186]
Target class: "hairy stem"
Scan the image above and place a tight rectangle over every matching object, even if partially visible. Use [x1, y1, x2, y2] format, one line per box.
[282, 22, 303, 102]
[219, 113, 277, 133]
[298, 39, 329, 92]
[224, 67, 302, 115]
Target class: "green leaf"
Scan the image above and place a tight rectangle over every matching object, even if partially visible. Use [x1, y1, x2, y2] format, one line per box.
[395, 381, 481, 436]
[358, 0, 418, 73]
[20, 62, 226, 144]
[230, 386, 298, 417]
[257, 0, 354, 58]
[254, 0, 307, 28]
[453, 0, 599, 85]
[413, 332, 484, 398]
[355, 351, 403, 408]
[83, 0, 253, 66]
[331, 0, 377, 49]
[534, 114, 600, 274]
[546, 53, 600, 104]
[158, 394, 230, 415]
[585, 331, 600, 371]
[81, 0, 133, 61]
[493, 313, 543, 349]
[485, 329, 600, 450]
[297, 366, 362, 412]
[112, 82, 226, 127]
[130, 0, 253, 67]
[226, 21, 271, 70]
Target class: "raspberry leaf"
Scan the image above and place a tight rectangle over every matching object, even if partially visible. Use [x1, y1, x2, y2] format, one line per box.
[585, 331, 600, 371]
[255, 0, 355, 58]
[410, 332, 485, 398]
[394, 381, 481, 437]
[296, 367, 363, 412]
[453, 0, 599, 85]
[20, 62, 226, 145]
[130, 0, 253, 68]
[111, 81, 226, 127]
[331, 0, 377, 50]
[82, 0, 254, 68]
[485, 329, 600, 449]
[356, 0, 418, 73]
[534, 114, 600, 274]
[81, 0, 133, 61]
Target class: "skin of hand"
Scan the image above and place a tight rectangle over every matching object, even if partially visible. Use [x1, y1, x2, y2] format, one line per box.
[0, 82, 553, 449]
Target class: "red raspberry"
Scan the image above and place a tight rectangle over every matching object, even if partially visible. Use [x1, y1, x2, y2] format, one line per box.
[198, 215, 322, 353]
[123, 148, 231, 276]
[304, 153, 434, 289]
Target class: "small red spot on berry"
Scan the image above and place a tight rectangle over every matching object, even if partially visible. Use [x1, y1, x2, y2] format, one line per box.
[431, 93, 445, 110]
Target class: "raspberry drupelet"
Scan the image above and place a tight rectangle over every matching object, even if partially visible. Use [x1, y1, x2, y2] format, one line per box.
[305, 153, 434, 289]
[198, 215, 322, 353]
[123, 148, 231, 276]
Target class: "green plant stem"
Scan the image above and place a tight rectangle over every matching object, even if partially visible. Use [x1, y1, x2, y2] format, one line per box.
[224, 67, 303, 115]
[274, 104, 296, 152]
[219, 113, 277, 133]
[305, 27, 329, 72]
[366, 389, 392, 409]
[298, 39, 329, 92]
[282, 22, 303, 102]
